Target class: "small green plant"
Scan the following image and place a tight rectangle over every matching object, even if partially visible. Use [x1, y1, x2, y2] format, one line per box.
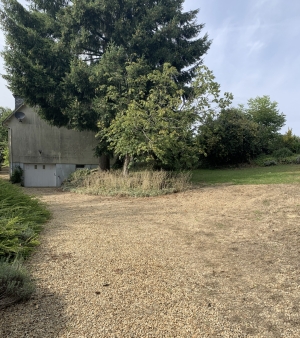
[0, 258, 34, 309]
[10, 166, 23, 184]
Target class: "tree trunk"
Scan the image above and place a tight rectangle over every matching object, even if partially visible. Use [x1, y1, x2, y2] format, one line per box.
[123, 154, 130, 176]
[98, 154, 110, 171]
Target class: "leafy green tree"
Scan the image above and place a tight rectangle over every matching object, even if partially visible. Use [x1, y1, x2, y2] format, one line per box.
[106, 63, 197, 174]
[102, 63, 232, 174]
[242, 95, 286, 152]
[1, 0, 211, 169]
[190, 65, 233, 122]
[197, 108, 261, 166]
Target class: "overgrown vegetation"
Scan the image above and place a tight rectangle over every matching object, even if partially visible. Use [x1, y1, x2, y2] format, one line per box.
[0, 107, 11, 169]
[63, 169, 191, 197]
[0, 179, 50, 308]
[252, 153, 300, 166]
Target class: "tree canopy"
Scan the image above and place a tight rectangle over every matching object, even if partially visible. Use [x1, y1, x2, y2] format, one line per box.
[246, 95, 285, 134]
[240, 95, 286, 153]
[197, 108, 260, 166]
[1, 0, 211, 169]
[0, 0, 211, 128]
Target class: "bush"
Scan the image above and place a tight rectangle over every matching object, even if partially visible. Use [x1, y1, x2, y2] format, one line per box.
[294, 156, 300, 164]
[10, 166, 23, 184]
[63, 169, 191, 197]
[272, 147, 293, 159]
[0, 179, 50, 307]
[197, 108, 261, 166]
[264, 160, 277, 166]
[0, 258, 34, 309]
[0, 179, 50, 260]
[252, 153, 300, 166]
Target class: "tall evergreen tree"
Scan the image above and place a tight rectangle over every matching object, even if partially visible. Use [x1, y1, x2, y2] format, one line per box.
[1, 0, 211, 167]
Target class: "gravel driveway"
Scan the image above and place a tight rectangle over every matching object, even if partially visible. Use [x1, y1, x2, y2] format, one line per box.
[1, 184, 300, 337]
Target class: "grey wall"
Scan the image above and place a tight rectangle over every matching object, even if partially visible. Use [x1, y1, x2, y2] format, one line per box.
[56, 164, 99, 186]
[7, 105, 99, 166]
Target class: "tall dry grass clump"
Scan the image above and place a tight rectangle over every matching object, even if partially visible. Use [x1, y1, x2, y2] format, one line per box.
[63, 169, 191, 197]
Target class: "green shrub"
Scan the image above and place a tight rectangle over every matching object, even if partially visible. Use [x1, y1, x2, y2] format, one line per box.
[294, 156, 300, 164]
[0, 258, 34, 309]
[10, 166, 23, 184]
[0, 179, 50, 260]
[0, 179, 50, 307]
[197, 108, 261, 166]
[264, 160, 277, 166]
[272, 147, 293, 159]
[253, 153, 300, 167]
[252, 154, 277, 167]
[0, 180, 50, 259]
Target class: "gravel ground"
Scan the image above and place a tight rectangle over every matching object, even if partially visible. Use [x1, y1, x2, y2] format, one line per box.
[0, 182, 300, 337]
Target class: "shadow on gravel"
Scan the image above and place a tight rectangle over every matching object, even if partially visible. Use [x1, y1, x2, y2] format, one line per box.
[0, 286, 68, 338]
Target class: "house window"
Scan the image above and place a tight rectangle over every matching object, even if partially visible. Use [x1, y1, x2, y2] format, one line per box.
[76, 164, 85, 169]
[43, 165, 45, 169]
[34, 165, 37, 169]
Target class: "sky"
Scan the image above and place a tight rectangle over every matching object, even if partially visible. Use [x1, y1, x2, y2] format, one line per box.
[0, 0, 299, 134]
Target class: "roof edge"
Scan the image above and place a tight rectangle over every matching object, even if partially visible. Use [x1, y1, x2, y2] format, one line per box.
[2, 103, 26, 127]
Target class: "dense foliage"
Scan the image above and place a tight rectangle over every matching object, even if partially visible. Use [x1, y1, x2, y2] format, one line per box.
[0, 0, 211, 170]
[241, 95, 286, 153]
[197, 96, 289, 167]
[197, 108, 261, 166]
[0, 107, 11, 167]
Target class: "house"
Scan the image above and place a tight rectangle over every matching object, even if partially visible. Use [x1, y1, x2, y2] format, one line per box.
[2, 97, 99, 187]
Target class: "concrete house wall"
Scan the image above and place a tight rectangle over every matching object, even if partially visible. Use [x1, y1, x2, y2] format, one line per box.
[4, 102, 99, 187]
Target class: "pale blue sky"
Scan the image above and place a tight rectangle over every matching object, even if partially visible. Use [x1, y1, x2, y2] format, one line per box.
[1, 0, 299, 134]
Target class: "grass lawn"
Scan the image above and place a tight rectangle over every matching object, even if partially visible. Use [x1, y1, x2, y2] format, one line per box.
[191, 164, 300, 185]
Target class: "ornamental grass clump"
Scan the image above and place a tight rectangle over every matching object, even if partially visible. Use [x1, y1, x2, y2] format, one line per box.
[63, 169, 191, 197]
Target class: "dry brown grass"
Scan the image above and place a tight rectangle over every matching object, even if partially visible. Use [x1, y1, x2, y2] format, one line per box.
[63, 169, 191, 196]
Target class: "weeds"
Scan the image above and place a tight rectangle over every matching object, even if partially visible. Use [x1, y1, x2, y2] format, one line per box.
[63, 169, 191, 197]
